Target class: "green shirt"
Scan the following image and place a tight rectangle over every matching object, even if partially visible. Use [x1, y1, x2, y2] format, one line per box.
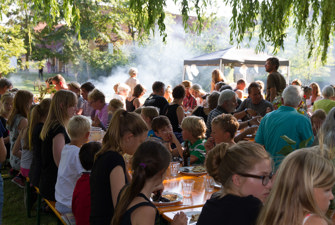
[313, 98, 335, 114]
[188, 139, 206, 165]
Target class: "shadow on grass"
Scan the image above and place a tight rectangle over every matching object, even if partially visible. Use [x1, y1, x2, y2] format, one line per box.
[3, 170, 58, 225]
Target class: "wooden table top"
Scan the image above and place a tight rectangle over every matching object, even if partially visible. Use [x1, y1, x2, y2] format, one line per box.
[162, 206, 203, 223]
[155, 167, 220, 216]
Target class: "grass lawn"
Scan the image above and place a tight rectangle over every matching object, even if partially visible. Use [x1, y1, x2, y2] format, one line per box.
[2, 170, 58, 225]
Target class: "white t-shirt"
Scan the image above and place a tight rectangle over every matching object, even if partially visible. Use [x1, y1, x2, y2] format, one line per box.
[55, 144, 84, 209]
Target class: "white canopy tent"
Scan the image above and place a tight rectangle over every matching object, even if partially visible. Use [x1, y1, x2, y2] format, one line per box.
[183, 47, 290, 82]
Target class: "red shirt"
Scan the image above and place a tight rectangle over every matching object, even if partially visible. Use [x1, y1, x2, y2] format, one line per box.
[183, 94, 197, 111]
[72, 173, 90, 225]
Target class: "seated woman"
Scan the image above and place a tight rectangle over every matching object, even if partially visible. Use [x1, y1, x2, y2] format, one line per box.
[197, 141, 273, 225]
[256, 148, 335, 225]
[192, 91, 220, 124]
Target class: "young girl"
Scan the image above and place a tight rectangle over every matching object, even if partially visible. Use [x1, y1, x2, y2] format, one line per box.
[27, 98, 51, 187]
[256, 148, 335, 225]
[111, 141, 187, 225]
[12, 105, 35, 178]
[39, 90, 77, 201]
[197, 141, 273, 225]
[90, 109, 148, 225]
[0, 93, 14, 160]
[7, 90, 33, 187]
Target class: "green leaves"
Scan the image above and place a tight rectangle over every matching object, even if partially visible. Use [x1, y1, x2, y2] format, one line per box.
[277, 135, 313, 156]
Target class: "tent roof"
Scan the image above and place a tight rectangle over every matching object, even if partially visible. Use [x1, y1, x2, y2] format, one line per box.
[184, 47, 290, 67]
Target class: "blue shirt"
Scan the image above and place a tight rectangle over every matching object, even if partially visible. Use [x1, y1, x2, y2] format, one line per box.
[255, 106, 314, 169]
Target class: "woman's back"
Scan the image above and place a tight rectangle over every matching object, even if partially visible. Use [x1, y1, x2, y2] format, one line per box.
[166, 104, 181, 133]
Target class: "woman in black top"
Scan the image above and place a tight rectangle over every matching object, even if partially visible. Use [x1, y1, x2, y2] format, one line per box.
[192, 91, 219, 124]
[166, 85, 185, 133]
[197, 142, 273, 225]
[90, 109, 148, 225]
[111, 141, 187, 225]
[126, 84, 145, 112]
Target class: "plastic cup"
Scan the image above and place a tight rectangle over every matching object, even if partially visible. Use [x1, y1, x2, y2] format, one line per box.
[204, 176, 214, 192]
[170, 162, 180, 177]
[182, 180, 195, 197]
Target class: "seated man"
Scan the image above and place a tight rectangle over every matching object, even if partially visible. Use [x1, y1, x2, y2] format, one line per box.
[88, 89, 109, 130]
[236, 82, 274, 118]
[255, 85, 314, 169]
[143, 81, 169, 115]
[234, 78, 246, 99]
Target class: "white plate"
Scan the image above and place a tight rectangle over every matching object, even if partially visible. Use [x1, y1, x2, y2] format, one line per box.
[152, 191, 183, 206]
[179, 166, 207, 176]
[214, 181, 222, 188]
[185, 211, 201, 224]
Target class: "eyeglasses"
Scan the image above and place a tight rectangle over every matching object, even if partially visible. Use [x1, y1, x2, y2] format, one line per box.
[237, 172, 274, 186]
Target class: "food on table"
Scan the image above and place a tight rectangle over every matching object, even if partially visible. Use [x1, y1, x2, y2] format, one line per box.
[192, 166, 206, 173]
[190, 213, 200, 222]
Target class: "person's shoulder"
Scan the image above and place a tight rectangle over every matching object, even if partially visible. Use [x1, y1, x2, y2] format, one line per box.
[304, 214, 328, 225]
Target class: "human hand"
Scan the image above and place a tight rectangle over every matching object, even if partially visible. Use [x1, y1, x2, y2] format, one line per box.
[205, 137, 215, 152]
[246, 108, 258, 117]
[249, 116, 261, 126]
[171, 211, 187, 225]
[92, 115, 101, 127]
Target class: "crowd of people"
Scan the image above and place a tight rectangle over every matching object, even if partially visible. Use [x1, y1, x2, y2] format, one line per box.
[0, 57, 335, 225]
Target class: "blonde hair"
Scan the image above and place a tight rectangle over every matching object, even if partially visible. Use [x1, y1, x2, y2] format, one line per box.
[108, 99, 124, 111]
[51, 74, 66, 85]
[95, 109, 148, 158]
[205, 141, 270, 193]
[28, 98, 51, 150]
[128, 67, 138, 77]
[7, 90, 33, 128]
[67, 115, 91, 140]
[67, 82, 81, 96]
[88, 89, 105, 103]
[40, 90, 77, 140]
[211, 114, 239, 138]
[256, 148, 335, 225]
[181, 116, 206, 139]
[141, 106, 159, 121]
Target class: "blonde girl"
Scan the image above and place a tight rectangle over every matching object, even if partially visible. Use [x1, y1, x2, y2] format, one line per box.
[90, 109, 148, 225]
[7, 90, 33, 174]
[112, 141, 187, 225]
[39, 90, 77, 201]
[197, 142, 272, 225]
[0, 93, 14, 160]
[256, 148, 335, 225]
[27, 98, 51, 187]
[211, 69, 226, 92]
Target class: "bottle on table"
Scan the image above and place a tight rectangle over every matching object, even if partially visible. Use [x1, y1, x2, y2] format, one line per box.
[183, 141, 191, 167]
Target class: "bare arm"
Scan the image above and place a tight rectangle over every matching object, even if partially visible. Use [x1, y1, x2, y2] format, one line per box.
[12, 129, 24, 158]
[132, 206, 156, 225]
[133, 98, 141, 109]
[110, 165, 126, 208]
[176, 106, 185, 126]
[269, 87, 277, 102]
[0, 137, 6, 163]
[52, 133, 66, 167]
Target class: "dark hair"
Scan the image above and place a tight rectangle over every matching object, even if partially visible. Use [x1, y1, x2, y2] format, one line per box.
[151, 115, 171, 132]
[267, 57, 280, 70]
[172, 85, 186, 99]
[215, 81, 226, 91]
[152, 81, 165, 93]
[207, 91, 220, 110]
[80, 82, 95, 92]
[0, 78, 12, 89]
[133, 84, 145, 98]
[80, 142, 102, 170]
[247, 82, 261, 94]
[111, 141, 171, 225]
[236, 79, 246, 85]
[219, 85, 233, 92]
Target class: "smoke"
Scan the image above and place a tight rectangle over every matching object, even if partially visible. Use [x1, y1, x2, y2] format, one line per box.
[93, 23, 199, 101]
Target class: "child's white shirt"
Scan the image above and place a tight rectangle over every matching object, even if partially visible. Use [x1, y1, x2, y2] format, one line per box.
[55, 144, 84, 209]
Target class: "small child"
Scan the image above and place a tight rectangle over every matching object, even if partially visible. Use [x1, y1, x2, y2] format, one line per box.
[72, 142, 102, 225]
[107, 99, 124, 128]
[55, 115, 91, 214]
[140, 106, 159, 137]
[150, 116, 183, 159]
[181, 116, 207, 165]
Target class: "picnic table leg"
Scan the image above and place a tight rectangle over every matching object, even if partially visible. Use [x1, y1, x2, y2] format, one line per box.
[25, 180, 31, 218]
[36, 193, 41, 225]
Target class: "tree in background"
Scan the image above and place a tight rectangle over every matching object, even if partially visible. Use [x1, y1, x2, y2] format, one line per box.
[0, 26, 26, 76]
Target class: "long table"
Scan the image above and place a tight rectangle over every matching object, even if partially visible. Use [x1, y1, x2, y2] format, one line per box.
[156, 168, 220, 222]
